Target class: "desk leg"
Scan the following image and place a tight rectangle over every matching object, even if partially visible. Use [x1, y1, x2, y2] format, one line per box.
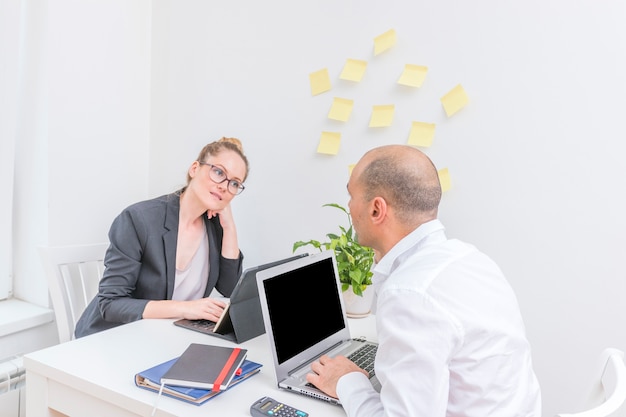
[26, 371, 65, 417]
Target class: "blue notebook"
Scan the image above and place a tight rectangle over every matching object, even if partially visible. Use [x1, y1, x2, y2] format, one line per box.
[135, 357, 262, 405]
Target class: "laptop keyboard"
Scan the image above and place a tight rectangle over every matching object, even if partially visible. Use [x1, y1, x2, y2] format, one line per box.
[348, 343, 377, 377]
[305, 343, 378, 390]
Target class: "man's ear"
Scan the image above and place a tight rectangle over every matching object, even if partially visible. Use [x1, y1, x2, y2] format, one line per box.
[370, 197, 387, 225]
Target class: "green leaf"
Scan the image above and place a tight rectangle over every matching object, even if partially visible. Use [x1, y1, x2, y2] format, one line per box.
[292, 240, 322, 252]
[352, 284, 364, 296]
[323, 203, 348, 215]
[349, 269, 363, 284]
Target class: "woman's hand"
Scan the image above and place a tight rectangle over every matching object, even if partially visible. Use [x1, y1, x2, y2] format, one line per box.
[143, 297, 228, 321]
[207, 203, 236, 231]
[207, 203, 240, 259]
[182, 297, 228, 322]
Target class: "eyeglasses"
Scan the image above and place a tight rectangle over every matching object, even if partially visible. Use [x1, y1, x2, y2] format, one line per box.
[198, 162, 245, 195]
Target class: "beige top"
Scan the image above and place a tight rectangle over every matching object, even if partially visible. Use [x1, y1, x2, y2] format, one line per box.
[172, 230, 209, 301]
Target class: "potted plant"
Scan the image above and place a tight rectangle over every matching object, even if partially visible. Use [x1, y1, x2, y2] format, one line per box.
[292, 203, 375, 302]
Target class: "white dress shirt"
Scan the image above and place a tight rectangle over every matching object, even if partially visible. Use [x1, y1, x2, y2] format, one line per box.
[336, 219, 542, 416]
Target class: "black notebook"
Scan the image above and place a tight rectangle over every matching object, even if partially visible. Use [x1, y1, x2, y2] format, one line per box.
[161, 343, 248, 391]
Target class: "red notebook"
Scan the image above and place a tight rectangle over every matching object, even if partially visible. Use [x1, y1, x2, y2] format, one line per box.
[160, 343, 248, 391]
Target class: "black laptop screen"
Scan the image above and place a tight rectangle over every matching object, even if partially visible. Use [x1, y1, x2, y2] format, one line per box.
[262, 255, 345, 364]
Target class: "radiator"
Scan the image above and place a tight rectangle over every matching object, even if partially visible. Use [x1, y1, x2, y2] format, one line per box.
[0, 356, 25, 417]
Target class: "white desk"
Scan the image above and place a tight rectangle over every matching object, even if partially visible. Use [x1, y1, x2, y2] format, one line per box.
[24, 316, 377, 417]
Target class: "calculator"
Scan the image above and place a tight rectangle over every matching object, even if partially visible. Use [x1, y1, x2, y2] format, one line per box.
[250, 396, 309, 417]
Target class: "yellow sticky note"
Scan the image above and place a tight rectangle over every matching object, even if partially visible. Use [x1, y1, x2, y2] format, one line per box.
[438, 168, 451, 192]
[340, 59, 368, 82]
[309, 68, 332, 96]
[408, 121, 436, 147]
[440, 84, 469, 117]
[374, 29, 397, 56]
[348, 164, 356, 175]
[317, 131, 341, 155]
[328, 97, 354, 122]
[369, 105, 395, 127]
[398, 64, 428, 88]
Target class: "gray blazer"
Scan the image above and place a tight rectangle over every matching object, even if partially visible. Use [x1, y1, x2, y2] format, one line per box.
[75, 192, 243, 338]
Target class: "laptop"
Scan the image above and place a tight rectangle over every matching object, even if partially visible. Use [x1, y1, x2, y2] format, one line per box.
[256, 250, 381, 405]
[174, 253, 308, 343]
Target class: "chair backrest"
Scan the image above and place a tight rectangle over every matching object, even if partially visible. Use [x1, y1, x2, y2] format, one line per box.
[39, 243, 109, 343]
[556, 348, 626, 417]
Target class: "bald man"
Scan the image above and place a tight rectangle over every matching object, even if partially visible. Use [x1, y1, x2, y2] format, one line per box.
[307, 145, 541, 416]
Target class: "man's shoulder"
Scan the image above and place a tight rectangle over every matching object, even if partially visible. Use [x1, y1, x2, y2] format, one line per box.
[382, 239, 481, 289]
[413, 238, 478, 265]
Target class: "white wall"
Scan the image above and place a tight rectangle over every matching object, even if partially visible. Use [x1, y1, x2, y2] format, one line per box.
[7, 1, 626, 415]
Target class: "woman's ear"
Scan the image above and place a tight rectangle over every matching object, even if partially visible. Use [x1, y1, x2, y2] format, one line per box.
[188, 161, 200, 179]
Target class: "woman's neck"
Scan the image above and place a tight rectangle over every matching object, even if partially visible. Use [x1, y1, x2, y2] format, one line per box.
[178, 190, 206, 228]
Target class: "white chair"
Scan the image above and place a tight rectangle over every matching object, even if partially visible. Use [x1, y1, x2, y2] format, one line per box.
[556, 348, 626, 417]
[38, 243, 109, 343]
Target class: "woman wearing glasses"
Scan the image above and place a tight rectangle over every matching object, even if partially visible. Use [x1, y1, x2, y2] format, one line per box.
[75, 137, 248, 338]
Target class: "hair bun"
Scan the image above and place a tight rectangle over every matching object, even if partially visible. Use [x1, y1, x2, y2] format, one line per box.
[219, 137, 244, 152]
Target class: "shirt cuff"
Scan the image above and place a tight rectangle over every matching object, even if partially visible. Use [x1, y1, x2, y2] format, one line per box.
[337, 371, 373, 399]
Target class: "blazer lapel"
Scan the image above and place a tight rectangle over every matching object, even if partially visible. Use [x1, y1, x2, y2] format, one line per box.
[163, 193, 181, 299]
[204, 216, 220, 296]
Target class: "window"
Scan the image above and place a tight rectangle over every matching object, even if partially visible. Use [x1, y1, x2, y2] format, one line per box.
[0, 0, 23, 299]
